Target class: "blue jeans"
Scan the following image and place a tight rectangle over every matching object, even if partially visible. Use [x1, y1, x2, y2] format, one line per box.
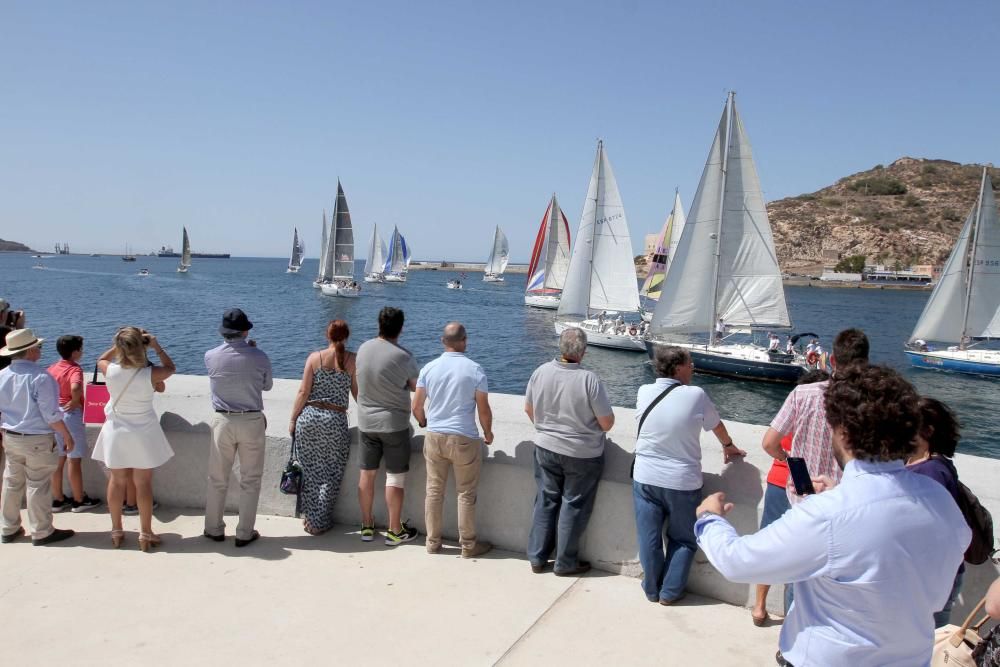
[527, 447, 604, 572]
[934, 568, 965, 628]
[761, 482, 794, 612]
[633, 481, 701, 602]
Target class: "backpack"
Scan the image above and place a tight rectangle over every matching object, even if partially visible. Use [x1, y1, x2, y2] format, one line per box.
[955, 479, 996, 565]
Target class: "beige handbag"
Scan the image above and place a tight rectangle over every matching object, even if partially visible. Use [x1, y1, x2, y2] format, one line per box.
[932, 596, 991, 666]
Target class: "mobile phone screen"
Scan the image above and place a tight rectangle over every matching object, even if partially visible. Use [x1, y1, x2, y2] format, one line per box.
[786, 456, 816, 495]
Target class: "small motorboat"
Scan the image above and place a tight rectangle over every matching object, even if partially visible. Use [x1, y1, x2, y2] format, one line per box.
[138, 268, 150, 276]
[447, 280, 463, 290]
[32, 263, 45, 270]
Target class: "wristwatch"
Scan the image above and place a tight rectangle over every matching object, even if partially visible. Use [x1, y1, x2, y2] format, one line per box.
[697, 510, 720, 522]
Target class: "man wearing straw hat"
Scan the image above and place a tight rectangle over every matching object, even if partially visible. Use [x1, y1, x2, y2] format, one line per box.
[0, 328, 76, 545]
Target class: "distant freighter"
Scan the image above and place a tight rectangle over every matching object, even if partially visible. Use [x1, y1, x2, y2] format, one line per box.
[156, 246, 230, 259]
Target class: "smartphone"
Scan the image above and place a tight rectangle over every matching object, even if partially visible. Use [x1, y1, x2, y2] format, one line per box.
[786, 457, 816, 496]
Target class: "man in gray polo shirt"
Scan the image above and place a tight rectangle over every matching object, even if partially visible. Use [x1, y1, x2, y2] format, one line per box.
[524, 327, 614, 576]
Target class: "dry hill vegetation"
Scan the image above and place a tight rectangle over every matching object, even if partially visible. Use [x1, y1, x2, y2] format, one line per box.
[767, 157, 1000, 271]
[0, 238, 33, 252]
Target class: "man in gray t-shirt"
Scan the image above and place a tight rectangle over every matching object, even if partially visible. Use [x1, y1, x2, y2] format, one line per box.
[355, 307, 420, 546]
[524, 327, 614, 576]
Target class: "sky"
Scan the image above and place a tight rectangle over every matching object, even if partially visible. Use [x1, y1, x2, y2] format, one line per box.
[2, 1, 999, 261]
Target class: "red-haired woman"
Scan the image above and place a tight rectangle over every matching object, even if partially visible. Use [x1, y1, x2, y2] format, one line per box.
[288, 320, 358, 535]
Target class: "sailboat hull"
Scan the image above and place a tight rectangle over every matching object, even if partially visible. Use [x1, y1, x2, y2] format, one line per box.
[384, 274, 407, 283]
[483, 274, 505, 283]
[525, 294, 561, 309]
[555, 320, 645, 351]
[286, 267, 300, 274]
[363, 274, 385, 283]
[645, 340, 806, 384]
[904, 349, 1000, 376]
[319, 283, 361, 299]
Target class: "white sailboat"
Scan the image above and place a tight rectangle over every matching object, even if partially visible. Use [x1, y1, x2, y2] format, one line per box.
[320, 181, 361, 298]
[313, 211, 329, 288]
[176, 227, 192, 273]
[287, 227, 304, 273]
[363, 224, 388, 283]
[383, 226, 411, 283]
[524, 193, 572, 309]
[554, 140, 644, 351]
[645, 93, 805, 383]
[483, 226, 510, 282]
[905, 168, 1000, 376]
[639, 190, 685, 321]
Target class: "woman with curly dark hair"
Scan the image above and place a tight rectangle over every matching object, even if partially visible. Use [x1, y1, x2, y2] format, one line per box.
[692, 365, 970, 666]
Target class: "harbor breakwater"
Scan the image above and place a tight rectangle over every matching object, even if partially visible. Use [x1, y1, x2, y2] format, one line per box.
[73, 374, 999, 618]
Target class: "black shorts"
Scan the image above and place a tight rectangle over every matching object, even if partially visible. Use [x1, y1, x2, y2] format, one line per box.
[359, 429, 412, 473]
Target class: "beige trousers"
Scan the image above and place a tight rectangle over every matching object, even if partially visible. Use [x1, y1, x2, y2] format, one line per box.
[204, 413, 266, 541]
[423, 432, 483, 551]
[2, 432, 59, 540]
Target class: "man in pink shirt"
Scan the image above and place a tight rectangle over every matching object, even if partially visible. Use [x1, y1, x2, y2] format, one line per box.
[48, 335, 101, 512]
[762, 329, 870, 494]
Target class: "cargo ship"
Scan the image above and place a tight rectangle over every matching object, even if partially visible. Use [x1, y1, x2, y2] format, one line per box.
[156, 245, 230, 259]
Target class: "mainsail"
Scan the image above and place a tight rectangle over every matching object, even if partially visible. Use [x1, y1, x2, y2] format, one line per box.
[317, 211, 329, 282]
[485, 226, 510, 276]
[365, 224, 387, 276]
[384, 226, 410, 275]
[332, 181, 355, 280]
[179, 227, 192, 269]
[289, 227, 303, 270]
[640, 190, 686, 301]
[650, 93, 791, 334]
[910, 170, 1000, 343]
[557, 140, 641, 319]
[526, 194, 572, 293]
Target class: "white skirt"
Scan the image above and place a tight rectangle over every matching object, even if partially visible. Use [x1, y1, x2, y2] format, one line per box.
[92, 411, 174, 470]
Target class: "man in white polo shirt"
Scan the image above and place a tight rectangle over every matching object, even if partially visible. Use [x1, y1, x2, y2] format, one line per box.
[412, 322, 494, 558]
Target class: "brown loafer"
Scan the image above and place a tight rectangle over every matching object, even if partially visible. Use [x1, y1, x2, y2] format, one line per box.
[554, 560, 591, 577]
[462, 542, 493, 559]
[235, 530, 260, 548]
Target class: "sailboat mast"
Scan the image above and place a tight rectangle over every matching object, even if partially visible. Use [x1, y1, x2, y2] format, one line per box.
[586, 141, 603, 318]
[708, 92, 735, 335]
[960, 168, 988, 348]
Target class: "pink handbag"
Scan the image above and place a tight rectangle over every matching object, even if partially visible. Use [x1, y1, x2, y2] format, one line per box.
[83, 366, 109, 424]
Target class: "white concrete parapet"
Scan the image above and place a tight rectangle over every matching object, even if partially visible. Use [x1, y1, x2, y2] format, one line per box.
[78, 374, 999, 617]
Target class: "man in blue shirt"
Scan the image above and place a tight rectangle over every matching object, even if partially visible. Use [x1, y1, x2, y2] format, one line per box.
[695, 365, 969, 666]
[412, 322, 493, 558]
[203, 309, 273, 548]
[0, 328, 76, 545]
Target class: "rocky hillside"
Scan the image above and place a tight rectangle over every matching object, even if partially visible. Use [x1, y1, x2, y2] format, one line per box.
[0, 238, 33, 252]
[768, 158, 1000, 271]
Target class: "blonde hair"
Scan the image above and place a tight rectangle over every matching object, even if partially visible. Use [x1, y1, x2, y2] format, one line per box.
[113, 326, 148, 369]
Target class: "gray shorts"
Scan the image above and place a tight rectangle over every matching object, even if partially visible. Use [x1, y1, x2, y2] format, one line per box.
[359, 429, 411, 473]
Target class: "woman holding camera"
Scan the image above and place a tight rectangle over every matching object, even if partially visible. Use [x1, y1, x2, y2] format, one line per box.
[92, 327, 175, 550]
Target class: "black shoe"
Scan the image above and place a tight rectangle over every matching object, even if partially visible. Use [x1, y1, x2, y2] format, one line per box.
[383, 521, 418, 546]
[1, 527, 25, 543]
[32, 528, 74, 546]
[71, 496, 102, 513]
[530, 561, 551, 574]
[202, 531, 225, 542]
[51, 497, 70, 513]
[554, 560, 591, 577]
[235, 530, 260, 547]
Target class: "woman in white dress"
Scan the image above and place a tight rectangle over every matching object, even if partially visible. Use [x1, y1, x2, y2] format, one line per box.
[92, 327, 176, 550]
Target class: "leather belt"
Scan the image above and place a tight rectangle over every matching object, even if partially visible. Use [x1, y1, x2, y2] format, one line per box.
[2, 429, 29, 436]
[306, 401, 348, 413]
[215, 409, 261, 414]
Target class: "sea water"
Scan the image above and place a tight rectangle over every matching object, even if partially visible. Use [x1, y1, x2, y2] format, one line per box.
[5, 254, 998, 458]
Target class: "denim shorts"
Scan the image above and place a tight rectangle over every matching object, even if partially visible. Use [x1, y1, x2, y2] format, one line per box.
[760, 482, 791, 529]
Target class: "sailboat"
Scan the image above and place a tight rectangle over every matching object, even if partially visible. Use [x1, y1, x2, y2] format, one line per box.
[905, 169, 1000, 376]
[320, 181, 361, 298]
[645, 92, 805, 383]
[364, 224, 388, 283]
[483, 226, 510, 282]
[313, 211, 329, 288]
[286, 227, 304, 273]
[554, 140, 644, 351]
[639, 190, 685, 321]
[176, 227, 192, 273]
[383, 226, 411, 283]
[524, 194, 572, 308]
[122, 244, 136, 262]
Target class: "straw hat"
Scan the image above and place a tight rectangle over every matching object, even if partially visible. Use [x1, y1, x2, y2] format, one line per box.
[0, 328, 44, 356]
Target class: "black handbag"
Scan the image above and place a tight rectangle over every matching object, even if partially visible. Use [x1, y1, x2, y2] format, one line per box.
[279, 434, 303, 496]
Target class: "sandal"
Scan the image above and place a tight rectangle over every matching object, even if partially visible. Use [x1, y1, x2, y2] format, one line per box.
[752, 610, 770, 627]
[111, 529, 125, 549]
[138, 532, 161, 552]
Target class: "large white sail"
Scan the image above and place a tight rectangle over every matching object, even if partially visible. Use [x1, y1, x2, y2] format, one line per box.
[485, 226, 510, 276]
[332, 181, 355, 279]
[526, 194, 572, 293]
[317, 211, 329, 282]
[365, 224, 387, 275]
[909, 210, 974, 344]
[965, 174, 1000, 339]
[321, 207, 337, 282]
[179, 227, 191, 269]
[650, 93, 790, 334]
[558, 141, 641, 318]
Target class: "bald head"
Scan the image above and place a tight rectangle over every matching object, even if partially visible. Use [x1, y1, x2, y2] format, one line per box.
[442, 322, 467, 352]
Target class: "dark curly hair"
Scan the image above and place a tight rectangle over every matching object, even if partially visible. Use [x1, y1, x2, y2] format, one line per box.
[824, 364, 920, 462]
[916, 397, 960, 458]
[653, 346, 691, 379]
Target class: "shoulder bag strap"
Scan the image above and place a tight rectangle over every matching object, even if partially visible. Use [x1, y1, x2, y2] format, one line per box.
[631, 382, 682, 479]
[110, 368, 142, 414]
[91, 364, 104, 386]
[948, 596, 989, 648]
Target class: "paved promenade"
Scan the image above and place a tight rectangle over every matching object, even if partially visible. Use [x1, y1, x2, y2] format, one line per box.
[2, 511, 780, 666]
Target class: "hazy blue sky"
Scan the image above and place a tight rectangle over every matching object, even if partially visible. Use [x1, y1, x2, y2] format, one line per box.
[2, 1, 998, 260]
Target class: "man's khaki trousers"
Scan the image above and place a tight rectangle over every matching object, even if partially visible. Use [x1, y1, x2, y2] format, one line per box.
[204, 413, 266, 541]
[423, 432, 483, 552]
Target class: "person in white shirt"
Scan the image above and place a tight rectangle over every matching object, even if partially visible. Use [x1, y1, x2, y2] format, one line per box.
[768, 333, 780, 351]
[694, 365, 970, 666]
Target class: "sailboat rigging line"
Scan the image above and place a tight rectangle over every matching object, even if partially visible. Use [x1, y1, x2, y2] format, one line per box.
[960, 169, 987, 348]
[709, 92, 734, 332]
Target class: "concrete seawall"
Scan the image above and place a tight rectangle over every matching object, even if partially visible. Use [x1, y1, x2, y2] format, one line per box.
[77, 374, 999, 618]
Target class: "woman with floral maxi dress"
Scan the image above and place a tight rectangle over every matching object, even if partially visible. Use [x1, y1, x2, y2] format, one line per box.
[288, 320, 358, 535]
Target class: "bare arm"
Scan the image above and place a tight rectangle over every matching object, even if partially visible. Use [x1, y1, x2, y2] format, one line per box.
[987, 577, 1000, 619]
[147, 336, 175, 384]
[476, 391, 493, 444]
[412, 387, 427, 428]
[762, 426, 787, 461]
[346, 353, 358, 401]
[289, 352, 318, 434]
[524, 402, 534, 423]
[596, 413, 615, 432]
[96, 346, 116, 375]
[713, 421, 746, 463]
[66, 382, 84, 411]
